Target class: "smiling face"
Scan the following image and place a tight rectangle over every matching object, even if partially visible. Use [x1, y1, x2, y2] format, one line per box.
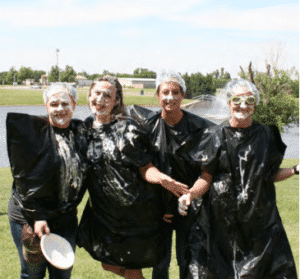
[229, 89, 255, 125]
[157, 82, 184, 113]
[46, 92, 76, 129]
[89, 81, 118, 123]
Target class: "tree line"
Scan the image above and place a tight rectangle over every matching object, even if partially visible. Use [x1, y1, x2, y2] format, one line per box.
[1, 63, 298, 131]
[0, 65, 232, 97]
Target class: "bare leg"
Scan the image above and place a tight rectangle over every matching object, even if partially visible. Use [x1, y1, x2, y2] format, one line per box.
[102, 263, 125, 277]
[124, 269, 144, 279]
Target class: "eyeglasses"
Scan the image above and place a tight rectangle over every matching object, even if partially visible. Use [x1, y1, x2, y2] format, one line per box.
[230, 96, 256, 105]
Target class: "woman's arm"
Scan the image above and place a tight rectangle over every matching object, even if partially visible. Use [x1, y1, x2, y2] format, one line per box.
[139, 162, 189, 197]
[273, 164, 299, 182]
[178, 171, 212, 216]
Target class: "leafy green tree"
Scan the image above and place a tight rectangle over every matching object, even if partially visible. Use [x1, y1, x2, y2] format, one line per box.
[77, 71, 89, 79]
[17, 66, 33, 83]
[212, 68, 231, 89]
[48, 66, 60, 82]
[33, 70, 46, 83]
[0, 72, 7, 85]
[133, 68, 156, 78]
[6, 67, 18, 84]
[183, 72, 216, 99]
[88, 73, 101, 80]
[239, 62, 299, 132]
[116, 73, 132, 78]
[182, 73, 192, 99]
[60, 65, 77, 82]
[290, 78, 299, 98]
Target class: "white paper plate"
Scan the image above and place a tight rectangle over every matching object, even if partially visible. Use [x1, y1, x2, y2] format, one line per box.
[41, 233, 75, 269]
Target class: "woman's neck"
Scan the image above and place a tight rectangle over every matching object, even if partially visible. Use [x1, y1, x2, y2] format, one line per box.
[161, 109, 184, 126]
[95, 114, 113, 125]
[230, 117, 252, 128]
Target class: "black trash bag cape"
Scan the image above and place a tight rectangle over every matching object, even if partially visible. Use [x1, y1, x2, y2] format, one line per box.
[144, 107, 214, 220]
[127, 105, 214, 274]
[77, 113, 165, 269]
[6, 113, 88, 222]
[186, 120, 297, 279]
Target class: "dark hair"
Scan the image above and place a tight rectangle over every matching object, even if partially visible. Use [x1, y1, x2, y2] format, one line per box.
[88, 75, 126, 119]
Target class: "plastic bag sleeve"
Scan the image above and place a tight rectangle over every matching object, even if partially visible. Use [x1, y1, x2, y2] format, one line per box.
[117, 118, 153, 168]
[263, 124, 286, 181]
[189, 126, 222, 176]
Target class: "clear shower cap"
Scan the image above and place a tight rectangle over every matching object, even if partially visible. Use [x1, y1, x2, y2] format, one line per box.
[224, 79, 260, 105]
[156, 70, 186, 93]
[43, 82, 79, 104]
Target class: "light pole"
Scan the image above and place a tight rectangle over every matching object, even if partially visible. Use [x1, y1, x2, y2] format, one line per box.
[56, 49, 60, 81]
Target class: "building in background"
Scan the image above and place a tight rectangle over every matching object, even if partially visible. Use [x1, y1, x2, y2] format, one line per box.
[76, 75, 93, 87]
[118, 78, 156, 89]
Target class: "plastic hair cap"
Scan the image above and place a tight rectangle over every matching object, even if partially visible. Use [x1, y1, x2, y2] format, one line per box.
[224, 79, 260, 105]
[156, 70, 186, 93]
[43, 82, 79, 104]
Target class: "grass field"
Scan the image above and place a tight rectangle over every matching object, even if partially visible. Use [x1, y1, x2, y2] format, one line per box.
[0, 159, 298, 278]
[0, 88, 194, 107]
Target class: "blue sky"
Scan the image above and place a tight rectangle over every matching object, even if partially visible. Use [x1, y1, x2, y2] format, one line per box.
[0, 0, 298, 78]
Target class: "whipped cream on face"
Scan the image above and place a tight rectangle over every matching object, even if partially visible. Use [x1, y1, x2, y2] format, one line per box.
[162, 94, 174, 102]
[47, 92, 74, 127]
[234, 112, 249, 120]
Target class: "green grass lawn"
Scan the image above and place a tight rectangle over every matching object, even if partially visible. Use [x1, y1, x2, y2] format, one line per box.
[0, 159, 298, 278]
[0, 88, 191, 106]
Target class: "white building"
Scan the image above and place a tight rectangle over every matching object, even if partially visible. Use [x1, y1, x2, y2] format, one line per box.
[118, 78, 156, 89]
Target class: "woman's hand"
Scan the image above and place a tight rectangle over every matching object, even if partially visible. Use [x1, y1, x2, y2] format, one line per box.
[34, 220, 50, 239]
[139, 163, 189, 197]
[178, 193, 191, 216]
[160, 174, 189, 197]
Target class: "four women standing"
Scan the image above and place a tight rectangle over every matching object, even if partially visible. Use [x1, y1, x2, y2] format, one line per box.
[6, 76, 298, 278]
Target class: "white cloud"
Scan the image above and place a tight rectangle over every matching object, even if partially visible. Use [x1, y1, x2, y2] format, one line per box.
[171, 4, 299, 31]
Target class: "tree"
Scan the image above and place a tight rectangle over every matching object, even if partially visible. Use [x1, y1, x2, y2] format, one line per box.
[17, 66, 33, 83]
[33, 70, 46, 83]
[77, 71, 89, 79]
[6, 67, 18, 84]
[48, 66, 60, 82]
[183, 72, 216, 99]
[239, 62, 299, 132]
[212, 68, 231, 89]
[290, 79, 299, 98]
[60, 65, 77, 82]
[182, 73, 192, 99]
[0, 72, 7, 85]
[133, 68, 156, 78]
[88, 73, 101, 80]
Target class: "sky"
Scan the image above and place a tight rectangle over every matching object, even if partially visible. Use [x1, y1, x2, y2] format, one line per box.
[0, 0, 298, 78]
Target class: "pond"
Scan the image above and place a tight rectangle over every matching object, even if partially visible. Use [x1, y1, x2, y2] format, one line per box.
[0, 105, 298, 168]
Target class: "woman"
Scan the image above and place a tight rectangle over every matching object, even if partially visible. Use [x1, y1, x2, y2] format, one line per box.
[179, 79, 298, 278]
[77, 76, 188, 279]
[7, 82, 88, 279]
[142, 70, 214, 279]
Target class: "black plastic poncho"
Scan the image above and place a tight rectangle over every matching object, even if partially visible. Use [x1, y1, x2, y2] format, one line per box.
[187, 121, 297, 279]
[77, 115, 164, 269]
[6, 113, 88, 221]
[145, 109, 214, 220]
